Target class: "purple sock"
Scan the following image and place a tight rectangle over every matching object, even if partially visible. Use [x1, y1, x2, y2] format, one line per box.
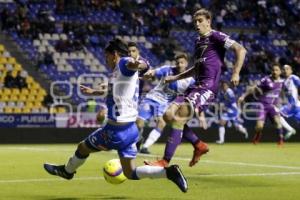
[276, 128, 283, 140]
[183, 124, 200, 145]
[163, 128, 183, 162]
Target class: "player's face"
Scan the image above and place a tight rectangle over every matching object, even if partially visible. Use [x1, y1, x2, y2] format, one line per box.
[175, 58, 188, 73]
[221, 83, 228, 91]
[193, 15, 211, 35]
[105, 51, 116, 69]
[128, 46, 139, 59]
[271, 66, 281, 79]
[283, 65, 292, 77]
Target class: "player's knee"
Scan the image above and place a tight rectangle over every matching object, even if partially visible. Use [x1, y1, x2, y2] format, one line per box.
[175, 106, 192, 122]
[77, 141, 92, 157]
[123, 168, 134, 179]
[219, 120, 226, 126]
[136, 118, 144, 130]
[163, 111, 173, 124]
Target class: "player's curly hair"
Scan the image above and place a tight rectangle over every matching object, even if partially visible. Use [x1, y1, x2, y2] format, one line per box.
[105, 38, 128, 57]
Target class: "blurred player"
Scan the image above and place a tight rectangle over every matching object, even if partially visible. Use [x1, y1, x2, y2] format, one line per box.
[238, 64, 284, 145]
[145, 9, 246, 167]
[280, 64, 299, 139]
[43, 38, 188, 193]
[137, 53, 195, 154]
[216, 81, 248, 144]
[128, 41, 152, 150]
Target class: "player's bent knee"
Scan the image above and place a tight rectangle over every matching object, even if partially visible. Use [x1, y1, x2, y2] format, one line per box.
[77, 141, 93, 156]
[163, 112, 173, 124]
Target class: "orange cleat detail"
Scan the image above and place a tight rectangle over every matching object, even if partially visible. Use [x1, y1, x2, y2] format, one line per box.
[144, 159, 169, 167]
[189, 141, 209, 167]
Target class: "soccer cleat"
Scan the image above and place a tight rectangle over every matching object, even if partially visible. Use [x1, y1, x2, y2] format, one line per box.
[44, 163, 75, 180]
[284, 129, 296, 140]
[144, 159, 169, 167]
[277, 139, 284, 147]
[189, 141, 209, 167]
[252, 133, 261, 145]
[140, 147, 151, 154]
[166, 165, 188, 193]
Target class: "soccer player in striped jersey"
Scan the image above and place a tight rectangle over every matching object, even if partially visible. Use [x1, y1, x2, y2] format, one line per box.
[43, 38, 188, 193]
[280, 64, 299, 139]
[137, 53, 195, 154]
[216, 81, 248, 144]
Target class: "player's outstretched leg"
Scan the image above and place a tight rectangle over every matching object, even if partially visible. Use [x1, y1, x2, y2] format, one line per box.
[280, 116, 296, 140]
[43, 143, 90, 179]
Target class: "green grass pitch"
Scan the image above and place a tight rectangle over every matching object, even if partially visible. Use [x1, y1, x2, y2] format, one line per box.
[0, 143, 300, 200]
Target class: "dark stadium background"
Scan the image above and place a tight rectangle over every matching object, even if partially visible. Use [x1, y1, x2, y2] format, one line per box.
[0, 0, 300, 143]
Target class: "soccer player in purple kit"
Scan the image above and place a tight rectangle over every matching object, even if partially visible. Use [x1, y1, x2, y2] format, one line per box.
[238, 64, 284, 145]
[145, 9, 247, 167]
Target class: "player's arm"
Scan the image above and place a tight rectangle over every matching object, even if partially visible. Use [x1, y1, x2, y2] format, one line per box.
[126, 59, 147, 71]
[238, 85, 259, 104]
[196, 109, 208, 130]
[80, 84, 107, 96]
[229, 42, 247, 86]
[164, 66, 196, 83]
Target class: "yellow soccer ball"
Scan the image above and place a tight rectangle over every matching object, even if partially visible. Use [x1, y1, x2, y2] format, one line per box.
[103, 159, 127, 184]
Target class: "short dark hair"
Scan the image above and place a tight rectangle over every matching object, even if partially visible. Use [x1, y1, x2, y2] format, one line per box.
[175, 52, 188, 61]
[193, 9, 212, 20]
[105, 38, 128, 57]
[128, 42, 137, 48]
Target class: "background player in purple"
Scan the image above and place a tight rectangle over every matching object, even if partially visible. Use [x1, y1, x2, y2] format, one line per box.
[145, 9, 246, 167]
[238, 64, 284, 145]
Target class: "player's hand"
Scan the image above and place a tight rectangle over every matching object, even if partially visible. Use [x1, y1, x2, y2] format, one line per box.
[231, 73, 240, 86]
[164, 75, 177, 84]
[238, 96, 245, 104]
[143, 70, 155, 80]
[80, 84, 95, 95]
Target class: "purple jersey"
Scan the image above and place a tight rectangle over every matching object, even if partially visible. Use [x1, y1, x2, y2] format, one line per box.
[194, 30, 235, 93]
[256, 75, 283, 105]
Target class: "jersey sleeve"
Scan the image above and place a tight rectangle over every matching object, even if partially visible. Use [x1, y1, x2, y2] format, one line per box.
[155, 65, 171, 79]
[292, 75, 300, 87]
[118, 57, 136, 77]
[257, 76, 273, 90]
[226, 89, 236, 102]
[212, 31, 235, 49]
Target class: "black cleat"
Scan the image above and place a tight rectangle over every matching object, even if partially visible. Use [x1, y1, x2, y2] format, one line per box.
[140, 147, 151, 154]
[166, 165, 188, 193]
[44, 163, 75, 180]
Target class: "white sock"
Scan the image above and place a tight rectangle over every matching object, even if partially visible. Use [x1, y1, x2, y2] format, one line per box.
[218, 126, 225, 142]
[65, 154, 87, 173]
[143, 129, 162, 149]
[280, 116, 294, 132]
[236, 124, 248, 134]
[135, 166, 166, 179]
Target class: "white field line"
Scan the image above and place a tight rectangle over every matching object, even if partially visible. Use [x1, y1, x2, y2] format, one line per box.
[1, 172, 300, 184]
[2, 146, 300, 170]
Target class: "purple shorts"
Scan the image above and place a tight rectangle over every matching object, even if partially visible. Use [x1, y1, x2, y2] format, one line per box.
[174, 85, 215, 112]
[257, 104, 280, 121]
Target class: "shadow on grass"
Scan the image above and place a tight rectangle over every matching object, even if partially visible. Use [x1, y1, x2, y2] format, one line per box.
[42, 195, 129, 200]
